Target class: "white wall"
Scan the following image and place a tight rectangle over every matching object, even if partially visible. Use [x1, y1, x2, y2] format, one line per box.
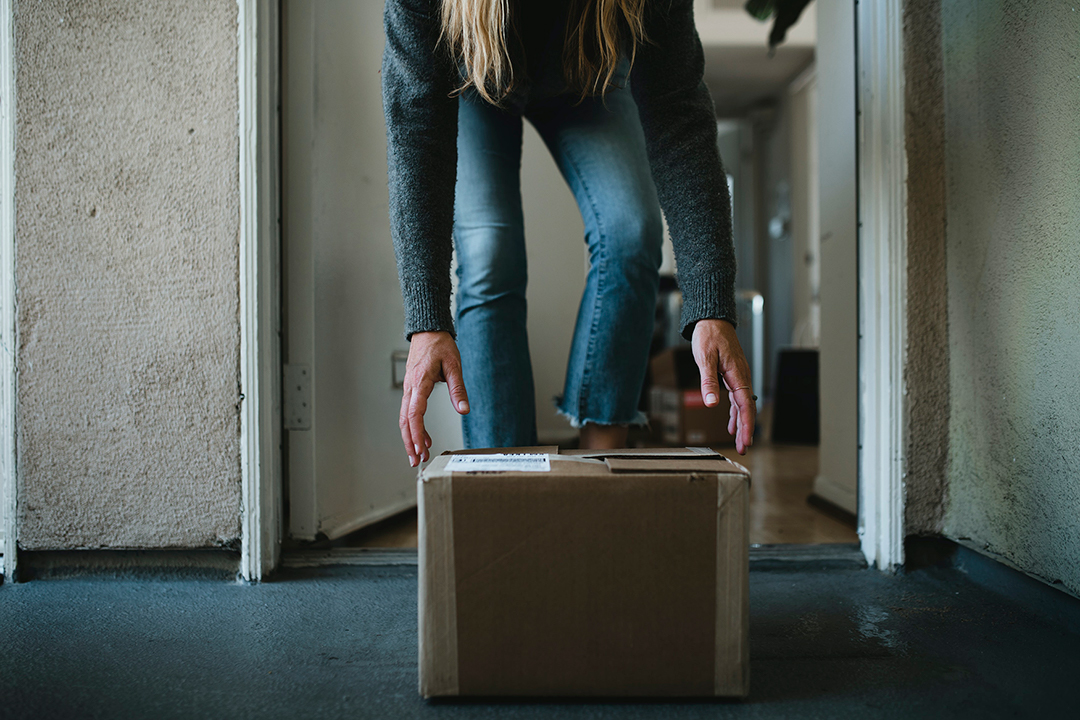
[283, 0, 464, 539]
[812, 0, 858, 514]
[520, 125, 589, 444]
[789, 67, 819, 348]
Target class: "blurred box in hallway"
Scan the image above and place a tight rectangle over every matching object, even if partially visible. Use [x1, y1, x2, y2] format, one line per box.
[418, 447, 750, 698]
[771, 348, 819, 444]
[649, 347, 734, 446]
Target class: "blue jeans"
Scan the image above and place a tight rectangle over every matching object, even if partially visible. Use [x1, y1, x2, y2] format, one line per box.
[454, 83, 663, 448]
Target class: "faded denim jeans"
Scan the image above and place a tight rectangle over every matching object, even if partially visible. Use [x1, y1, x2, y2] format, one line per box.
[453, 65, 663, 449]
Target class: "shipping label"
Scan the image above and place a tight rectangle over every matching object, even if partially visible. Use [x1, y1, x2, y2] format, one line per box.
[444, 453, 551, 473]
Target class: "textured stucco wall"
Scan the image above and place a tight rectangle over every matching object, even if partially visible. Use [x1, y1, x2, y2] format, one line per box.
[15, 1, 242, 548]
[940, 0, 1080, 593]
[903, 0, 950, 535]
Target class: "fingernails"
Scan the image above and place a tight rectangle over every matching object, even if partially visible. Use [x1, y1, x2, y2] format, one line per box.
[409, 456, 418, 468]
[458, 400, 470, 414]
[414, 443, 422, 457]
[425, 436, 432, 448]
[705, 393, 718, 405]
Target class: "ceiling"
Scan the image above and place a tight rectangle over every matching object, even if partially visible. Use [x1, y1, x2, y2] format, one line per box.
[702, 44, 815, 117]
[693, 0, 817, 117]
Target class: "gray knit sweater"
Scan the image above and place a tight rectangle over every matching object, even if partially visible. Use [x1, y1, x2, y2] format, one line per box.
[382, 0, 736, 341]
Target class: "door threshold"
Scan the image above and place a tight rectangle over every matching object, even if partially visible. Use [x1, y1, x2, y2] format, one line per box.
[281, 543, 867, 570]
[750, 543, 866, 569]
[281, 547, 419, 568]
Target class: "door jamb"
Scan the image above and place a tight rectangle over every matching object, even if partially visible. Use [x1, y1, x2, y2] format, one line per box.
[855, 0, 907, 571]
[240, 0, 910, 576]
[239, 0, 283, 582]
[0, 0, 17, 580]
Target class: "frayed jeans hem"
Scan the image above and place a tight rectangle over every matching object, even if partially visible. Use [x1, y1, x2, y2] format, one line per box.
[554, 401, 649, 430]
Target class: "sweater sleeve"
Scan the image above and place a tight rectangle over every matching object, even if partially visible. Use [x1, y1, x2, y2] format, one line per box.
[382, 0, 459, 340]
[629, 0, 738, 338]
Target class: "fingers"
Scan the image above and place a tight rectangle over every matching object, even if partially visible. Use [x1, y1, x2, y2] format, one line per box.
[696, 349, 723, 408]
[407, 379, 433, 465]
[728, 391, 738, 437]
[399, 378, 434, 468]
[722, 367, 756, 454]
[444, 357, 470, 415]
[399, 389, 418, 467]
[399, 331, 468, 467]
[691, 318, 756, 454]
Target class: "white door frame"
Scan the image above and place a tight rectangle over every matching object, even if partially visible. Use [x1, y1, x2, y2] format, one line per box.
[0, 0, 17, 579]
[238, 0, 283, 582]
[0, 0, 907, 580]
[855, 0, 907, 571]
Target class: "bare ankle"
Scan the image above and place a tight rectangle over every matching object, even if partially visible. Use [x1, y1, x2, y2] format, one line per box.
[579, 423, 628, 450]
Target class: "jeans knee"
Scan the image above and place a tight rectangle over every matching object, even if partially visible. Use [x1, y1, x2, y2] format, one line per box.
[455, 227, 528, 307]
[600, 206, 663, 281]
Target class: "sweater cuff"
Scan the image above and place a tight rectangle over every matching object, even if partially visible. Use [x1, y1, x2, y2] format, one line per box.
[403, 282, 456, 341]
[678, 274, 738, 340]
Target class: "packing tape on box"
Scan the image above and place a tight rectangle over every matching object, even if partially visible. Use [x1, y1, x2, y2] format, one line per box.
[418, 470, 459, 696]
[715, 475, 750, 696]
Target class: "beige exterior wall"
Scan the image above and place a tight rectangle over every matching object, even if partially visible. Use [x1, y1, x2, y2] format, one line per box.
[939, 0, 1080, 594]
[903, 0, 950, 536]
[906, 0, 1080, 593]
[14, 0, 242, 549]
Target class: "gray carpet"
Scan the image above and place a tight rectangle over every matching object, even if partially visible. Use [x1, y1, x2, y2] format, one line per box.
[2, 558, 1079, 719]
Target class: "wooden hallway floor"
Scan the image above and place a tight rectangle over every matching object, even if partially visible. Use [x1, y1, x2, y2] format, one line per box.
[332, 442, 857, 549]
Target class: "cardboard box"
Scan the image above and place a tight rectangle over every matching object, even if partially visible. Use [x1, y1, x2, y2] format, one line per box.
[649, 348, 733, 446]
[418, 446, 750, 698]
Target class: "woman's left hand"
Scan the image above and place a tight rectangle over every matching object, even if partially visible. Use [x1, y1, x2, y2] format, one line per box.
[691, 318, 756, 455]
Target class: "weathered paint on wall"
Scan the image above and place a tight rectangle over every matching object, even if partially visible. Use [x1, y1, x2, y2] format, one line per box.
[940, 0, 1080, 593]
[14, 1, 242, 548]
[903, 0, 950, 536]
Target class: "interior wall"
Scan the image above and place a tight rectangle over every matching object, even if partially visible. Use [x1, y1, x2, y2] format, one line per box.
[521, 125, 588, 444]
[788, 68, 819, 349]
[717, 122, 756, 297]
[754, 98, 794, 396]
[938, 0, 1080, 594]
[14, 1, 242, 548]
[812, 0, 858, 514]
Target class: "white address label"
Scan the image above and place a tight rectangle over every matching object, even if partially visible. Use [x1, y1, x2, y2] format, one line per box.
[444, 453, 551, 473]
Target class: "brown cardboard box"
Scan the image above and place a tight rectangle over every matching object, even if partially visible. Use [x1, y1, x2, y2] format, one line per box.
[649, 348, 733, 446]
[418, 446, 750, 698]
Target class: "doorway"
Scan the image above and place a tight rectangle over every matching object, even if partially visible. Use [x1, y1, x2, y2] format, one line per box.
[276, 0, 876, 557]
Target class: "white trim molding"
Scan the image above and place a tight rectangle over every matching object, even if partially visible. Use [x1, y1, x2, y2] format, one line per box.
[0, 0, 17, 579]
[238, 0, 282, 582]
[856, 0, 908, 571]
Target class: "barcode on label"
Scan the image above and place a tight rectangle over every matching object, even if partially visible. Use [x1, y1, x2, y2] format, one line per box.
[444, 453, 551, 473]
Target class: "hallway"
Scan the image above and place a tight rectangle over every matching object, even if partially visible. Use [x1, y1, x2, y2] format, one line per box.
[3, 553, 1078, 718]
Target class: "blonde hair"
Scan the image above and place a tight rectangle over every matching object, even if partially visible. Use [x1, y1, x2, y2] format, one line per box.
[440, 0, 647, 105]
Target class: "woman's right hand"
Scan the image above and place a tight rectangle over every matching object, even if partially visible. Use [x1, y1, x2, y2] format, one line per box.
[399, 331, 470, 467]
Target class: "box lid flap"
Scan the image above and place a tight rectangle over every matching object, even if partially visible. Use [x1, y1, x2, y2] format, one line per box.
[603, 456, 735, 473]
[566, 447, 720, 459]
[441, 446, 559, 456]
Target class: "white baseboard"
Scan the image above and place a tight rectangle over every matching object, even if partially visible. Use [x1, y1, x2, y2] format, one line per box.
[812, 473, 858, 515]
